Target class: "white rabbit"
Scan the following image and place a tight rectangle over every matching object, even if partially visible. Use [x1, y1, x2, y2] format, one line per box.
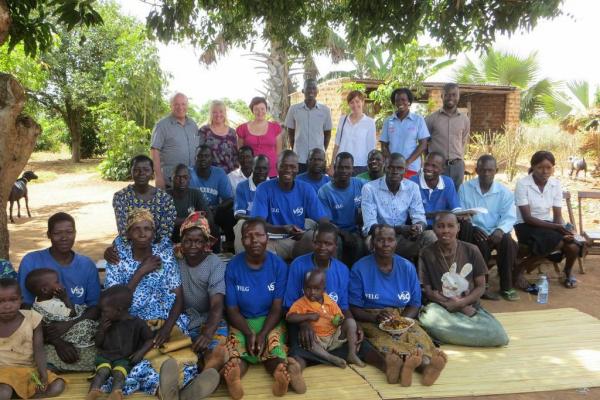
[441, 262, 473, 298]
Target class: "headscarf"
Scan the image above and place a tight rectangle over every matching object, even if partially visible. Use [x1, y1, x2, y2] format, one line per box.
[0, 259, 17, 280]
[175, 211, 216, 258]
[126, 208, 155, 232]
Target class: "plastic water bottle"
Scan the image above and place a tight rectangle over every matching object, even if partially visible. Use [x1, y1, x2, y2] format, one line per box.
[537, 274, 549, 304]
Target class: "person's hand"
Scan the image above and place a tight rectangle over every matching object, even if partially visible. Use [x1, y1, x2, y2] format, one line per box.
[298, 322, 316, 350]
[473, 229, 488, 244]
[307, 312, 320, 322]
[129, 349, 146, 364]
[139, 255, 162, 276]
[155, 174, 165, 190]
[408, 224, 423, 238]
[444, 297, 464, 313]
[104, 245, 120, 265]
[489, 230, 503, 246]
[153, 325, 171, 348]
[53, 286, 69, 303]
[44, 321, 73, 341]
[100, 317, 112, 332]
[375, 310, 395, 323]
[54, 339, 79, 363]
[192, 333, 212, 353]
[284, 225, 305, 240]
[245, 332, 257, 356]
[555, 224, 573, 236]
[36, 368, 48, 392]
[255, 332, 266, 357]
[460, 305, 477, 317]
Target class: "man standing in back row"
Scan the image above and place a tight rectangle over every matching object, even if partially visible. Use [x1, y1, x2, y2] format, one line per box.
[426, 83, 470, 189]
[151, 92, 199, 189]
[285, 79, 333, 173]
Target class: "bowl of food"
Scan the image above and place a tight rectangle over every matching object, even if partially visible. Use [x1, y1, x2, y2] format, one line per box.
[379, 317, 415, 335]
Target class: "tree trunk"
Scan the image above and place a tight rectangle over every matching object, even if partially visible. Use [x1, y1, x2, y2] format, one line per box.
[0, 0, 10, 46]
[0, 74, 41, 260]
[65, 104, 82, 162]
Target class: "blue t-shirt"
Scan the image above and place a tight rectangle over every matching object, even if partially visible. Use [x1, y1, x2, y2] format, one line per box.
[18, 248, 101, 306]
[283, 253, 350, 311]
[251, 179, 327, 227]
[349, 254, 421, 309]
[296, 172, 331, 194]
[234, 179, 255, 216]
[318, 178, 364, 232]
[225, 252, 288, 318]
[409, 174, 460, 227]
[188, 166, 233, 207]
[380, 112, 430, 172]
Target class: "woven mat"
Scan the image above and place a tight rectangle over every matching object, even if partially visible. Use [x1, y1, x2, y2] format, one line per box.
[352, 307, 600, 399]
[53, 362, 379, 399]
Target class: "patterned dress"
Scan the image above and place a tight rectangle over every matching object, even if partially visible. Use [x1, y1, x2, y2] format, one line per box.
[112, 185, 176, 242]
[103, 237, 196, 395]
[198, 125, 238, 174]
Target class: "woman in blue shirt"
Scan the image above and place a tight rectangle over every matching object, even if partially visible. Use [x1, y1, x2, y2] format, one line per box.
[349, 224, 447, 387]
[224, 218, 300, 399]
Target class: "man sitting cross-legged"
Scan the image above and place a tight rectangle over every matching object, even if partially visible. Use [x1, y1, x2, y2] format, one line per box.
[361, 152, 436, 262]
[250, 150, 329, 261]
[458, 155, 519, 301]
[318, 152, 366, 266]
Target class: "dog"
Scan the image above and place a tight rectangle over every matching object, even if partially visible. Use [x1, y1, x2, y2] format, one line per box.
[568, 156, 587, 179]
[9, 171, 38, 223]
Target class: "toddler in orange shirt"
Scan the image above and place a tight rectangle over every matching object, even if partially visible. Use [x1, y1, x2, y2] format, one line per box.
[286, 270, 364, 368]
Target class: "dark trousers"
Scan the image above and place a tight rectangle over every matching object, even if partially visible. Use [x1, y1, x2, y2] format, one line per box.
[214, 203, 235, 243]
[443, 159, 465, 190]
[337, 231, 366, 267]
[460, 221, 517, 291]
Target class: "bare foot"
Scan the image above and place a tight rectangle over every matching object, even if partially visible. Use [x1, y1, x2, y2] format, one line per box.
[347, 352, 365, 367]
[287, 357, 306, 394]
[422, 349, 447, 386]
[400, 348, 423, 387]
[272, 362, 290, 397]
[107, 389, 123, 400]
[85, 389, 103, 400]
[384, 352, 402, 384]
[223, 358, 244, 400]
[204, 343, 229, 370]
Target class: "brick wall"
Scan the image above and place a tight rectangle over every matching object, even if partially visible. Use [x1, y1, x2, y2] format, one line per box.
[467, 93, 507, 133]
[504, 90, 521, 130]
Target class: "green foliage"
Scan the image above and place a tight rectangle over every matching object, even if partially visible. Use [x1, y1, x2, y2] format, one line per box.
[454, 49, 556, 121]
[34, 113, 67, 152]
[368, 40, 454, 124]
[5, 0, 103, 57]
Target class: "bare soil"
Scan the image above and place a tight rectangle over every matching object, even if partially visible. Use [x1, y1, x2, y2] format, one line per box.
[7, 153, 600, 399]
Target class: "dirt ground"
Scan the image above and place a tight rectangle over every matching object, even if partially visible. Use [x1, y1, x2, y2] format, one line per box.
[7, 153, 600, 400]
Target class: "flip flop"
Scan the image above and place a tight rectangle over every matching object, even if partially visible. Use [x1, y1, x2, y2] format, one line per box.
[564, 277, 578, 289]
[524, 283, 538, 295]
[501, 289, 521, 301]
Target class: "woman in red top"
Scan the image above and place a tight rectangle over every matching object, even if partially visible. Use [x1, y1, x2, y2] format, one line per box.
[236, 97, 282, 178]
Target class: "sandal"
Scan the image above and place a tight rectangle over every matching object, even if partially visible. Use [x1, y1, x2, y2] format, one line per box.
[501, 289, 521, 301]
[564, 277, 578, 289]
[523, 283, 538, 295]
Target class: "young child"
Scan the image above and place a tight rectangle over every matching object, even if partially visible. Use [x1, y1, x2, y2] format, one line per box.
[26, 268, 99, 364]
[86, 285, 154, 400]
[287, 270, 364, 368]
[0, 278, 65, 399]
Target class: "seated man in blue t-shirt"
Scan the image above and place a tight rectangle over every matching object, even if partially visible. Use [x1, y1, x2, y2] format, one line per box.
[318, 152, 366, 266]
[409, 152, 461, 227]
[251, 150, 329, 261]
[296, 148, 331, 194]
[233, 154, 270, 253]
[189, 144, 235, 250]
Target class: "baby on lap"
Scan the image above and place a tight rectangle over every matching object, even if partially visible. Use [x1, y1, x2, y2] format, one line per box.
[286, 270, 364, 368]
[26, 268, 98, 370]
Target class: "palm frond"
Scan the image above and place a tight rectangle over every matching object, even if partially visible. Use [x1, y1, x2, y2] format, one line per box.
[566, 80, 591, 112]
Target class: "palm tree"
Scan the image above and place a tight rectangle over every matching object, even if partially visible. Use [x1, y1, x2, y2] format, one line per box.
[319, 40, 394, 81]
[453, 49, 555, 121]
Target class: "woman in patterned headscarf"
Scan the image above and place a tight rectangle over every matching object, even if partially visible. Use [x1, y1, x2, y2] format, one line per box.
[177, 212, 228, 371]
[104, 208, 228, 398]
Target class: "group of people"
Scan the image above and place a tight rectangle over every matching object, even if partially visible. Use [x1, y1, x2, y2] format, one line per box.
[0, 80, 583, 400]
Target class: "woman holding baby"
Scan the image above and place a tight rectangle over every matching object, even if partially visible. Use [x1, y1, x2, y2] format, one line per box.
[418, 211, 508, 347]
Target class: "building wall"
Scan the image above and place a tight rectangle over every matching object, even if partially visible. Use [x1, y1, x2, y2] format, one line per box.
[465, 93, 507, 133]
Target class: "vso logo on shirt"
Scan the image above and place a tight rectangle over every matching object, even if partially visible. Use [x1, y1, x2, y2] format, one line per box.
[271, 207, 280, 214]
[70, 286, 85, 298]
[237, 285, 250, 292]
[366, 293, 379, 300]
[353, 196, 361, 206]
[267, 282, 275, 292]
[292, 207, 304, 216]
[329, 291, 339, 302]
[397, 291, 411, 302]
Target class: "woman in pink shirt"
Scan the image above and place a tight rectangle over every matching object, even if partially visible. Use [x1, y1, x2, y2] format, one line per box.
[236, 97, 282, 178]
